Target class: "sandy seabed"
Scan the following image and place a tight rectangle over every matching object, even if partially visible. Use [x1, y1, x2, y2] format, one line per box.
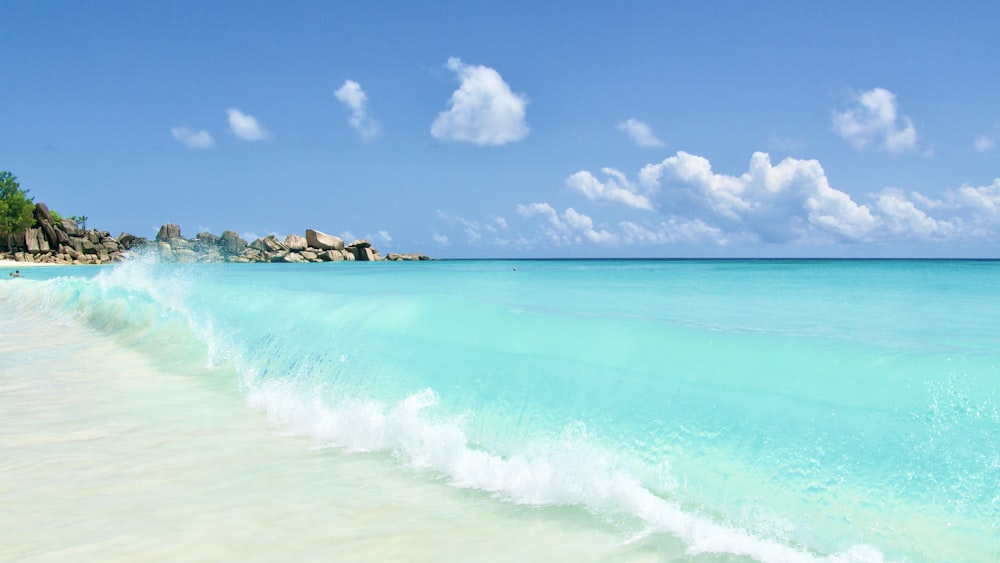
[0, 299, 689, 563]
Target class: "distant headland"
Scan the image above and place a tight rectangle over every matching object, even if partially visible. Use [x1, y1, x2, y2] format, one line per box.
[1, 202, 430, 265]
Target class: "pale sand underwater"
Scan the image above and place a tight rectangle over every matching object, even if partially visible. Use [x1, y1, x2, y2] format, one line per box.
[0, 305, 717, 562]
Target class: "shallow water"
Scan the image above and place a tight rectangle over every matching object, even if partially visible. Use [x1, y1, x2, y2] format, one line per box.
[1, 259, 998, 562]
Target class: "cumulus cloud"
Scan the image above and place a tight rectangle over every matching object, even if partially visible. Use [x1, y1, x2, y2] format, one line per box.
[832, 87, 918, 154]
[335, 80, 382, 142]
[516, 203, 615, 245]
[870, 179, 1000, 240]
[432, 232, 450, 246]
[639, 151, 878, 242]
[171, 126, 215, 149]
[442, 147, 1000, 253]
[874, 188, 948, 239]
[431, 57, 529, 146]
[227, 108, 271, 141]
[566, 168, 654, 210]
[617, 118, 665, 148]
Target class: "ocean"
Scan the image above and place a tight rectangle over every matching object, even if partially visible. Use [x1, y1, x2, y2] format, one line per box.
[1, 258, 997, 562]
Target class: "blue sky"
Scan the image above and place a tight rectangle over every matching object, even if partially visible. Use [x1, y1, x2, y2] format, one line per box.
[3, 1, 998, 258]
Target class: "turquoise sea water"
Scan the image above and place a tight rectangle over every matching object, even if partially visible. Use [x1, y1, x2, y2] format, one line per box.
[2, 258, 998, 561]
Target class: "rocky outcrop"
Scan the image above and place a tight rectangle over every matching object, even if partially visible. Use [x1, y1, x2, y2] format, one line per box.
[0, 203, 431, 265]
[305, 229, 344, 251]
[147, 225, 429, 263]
[1, 206, 128, 265]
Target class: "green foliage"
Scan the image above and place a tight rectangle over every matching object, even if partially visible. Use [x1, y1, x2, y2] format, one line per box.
[0, 171, 35, 251]
[50, 209, 63, 224]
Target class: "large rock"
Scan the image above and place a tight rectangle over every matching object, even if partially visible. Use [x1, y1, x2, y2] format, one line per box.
[218, 231, 247, 256]
[318, 249, 344, 262]
[273, 251, 305, 263]
[250, 235, 287, 253]
[351, 246, 376, 261]
[61, 218, 81, 236]
[117, 233, 148, 250]
[284, 234, 308, 251]
[305, 229, 344, 251]
[156, 223, 182, 242]
[33, 203, 69, 248]
[24, 228, 41, 254]
[194, 232, 217, 251]
[32, 203, 55, 231]
[387, 253, 430, 261]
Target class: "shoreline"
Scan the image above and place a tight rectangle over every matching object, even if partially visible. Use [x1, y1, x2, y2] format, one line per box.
[0, 259, 61, 268]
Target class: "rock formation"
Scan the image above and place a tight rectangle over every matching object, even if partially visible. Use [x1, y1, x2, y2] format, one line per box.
[0, 205, 430, 265]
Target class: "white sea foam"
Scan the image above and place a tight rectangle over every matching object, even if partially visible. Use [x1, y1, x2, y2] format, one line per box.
[7, 257, 997, 561]
[246, 380, 889, 563]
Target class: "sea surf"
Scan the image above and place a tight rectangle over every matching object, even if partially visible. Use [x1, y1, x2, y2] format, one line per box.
[2, 258, 997, 562]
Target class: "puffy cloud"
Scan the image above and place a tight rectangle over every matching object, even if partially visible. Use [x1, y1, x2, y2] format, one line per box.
[517, 202, 563, 228]
[170, 126, 215, 149]
[431, 57, 529, 146]
[874, 188, 948, 239]
[617, 118, 665, 148]
[640, 151, 878, 242]
[516, 203, 615, 245]
[565, 168, 654, 210]
[432, 233, 450, 246]
[867, 179, 1000, 240]
[954, 179, 1000, 221]
[335, 80, 382, 142]
[832, 87, 918, 154]
[227, 108, 271, 141]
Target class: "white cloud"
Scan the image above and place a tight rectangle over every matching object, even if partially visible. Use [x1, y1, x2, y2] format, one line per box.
[617, 118, 665, 148]
[227, 108, 271, 141]
[516, 203, 615, 245]
[517, 202, 563, 227]
[335, 80, 382, 142]
[565, 168, 654, 210]
[171, 126, 215, 149]
[431, 57, 529, 146]
[640, 151, 878, 243]
[619, 219, 728, 246]
[874, 188, 948, 239]
[832, 87, 918, 154]
[954, 179, 1000, 221]
[974, 135, 995, 153]
[867, 179, 1000, 240]
[441, 146, 1000, 252]
[432, 232, 450, 246]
